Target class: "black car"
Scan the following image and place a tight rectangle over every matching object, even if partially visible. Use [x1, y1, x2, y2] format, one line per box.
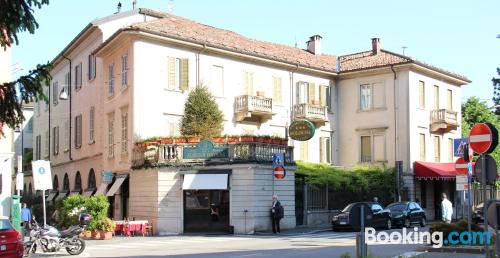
[387, 201, 426, 228]
[332, 202, 392, 231]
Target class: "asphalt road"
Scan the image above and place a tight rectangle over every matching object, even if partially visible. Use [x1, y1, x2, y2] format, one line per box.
[29, 229, 426, 258]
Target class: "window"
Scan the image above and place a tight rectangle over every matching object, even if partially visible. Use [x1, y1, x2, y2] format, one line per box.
[36, 101, 40, 117]
[121, 110, 128, 153]
[433, 136, 440, 162]
[64, 72, 70, 95]
[166, 118, 180, 137]
[320, 137, 331, 163]
[74, 171, 82, 192]
[448, 138, 454, 162]
[418, 81, 425, 109]
[44, 87, 48, 111]
[26, 118, 33, 132]
[210, 65, 224, 97]
[360, 134, 386, 163]
[75, 63, 82, 91]
[360, 84, 372, 110]
[419, 133, 426, 161]
[319, 85, 331, 110]
[89, 106, 95, 143]
[167, 57, 189, 91]
[53, 175, 59, 191]
[52, 81, 58, 105]
[447, 89, 453, 110]
[108, 64, 114, 96]
[88, 169, 96, 190]
[44, 130, 49, 158]
[64, 120, 69, 151]
[53, 126, 59, 155]
[63, 173, 70, 191]
[75, 115, 82, 148]
[35, 135, 41, 160]
[108, 118, 114, 157]
[121, 54, 128, 87]
[296, 81, 313, 104]
[299, 141, 309, 161]
[88, 54, 96, 81]
[242, 71, 254, 95]
[433, 85, 439, 109]
[272, 76, 282, 105]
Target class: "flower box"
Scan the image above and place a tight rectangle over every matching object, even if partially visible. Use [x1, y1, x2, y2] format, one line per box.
[256, 91, 265, 97]
[240, 136, 255, 142]
[186, 137, 200, 143]
[227, 137, 238, 143]
[311, 100, 320, 105]
[271, 139, 281, 145]
[213, 137, 226, 143]
[255, 137, 266, 143]
[280, 139, 288, 146]
[174, 137, 187, 143]
[158, 138, 173, 144]
[144, 141, 156, 147]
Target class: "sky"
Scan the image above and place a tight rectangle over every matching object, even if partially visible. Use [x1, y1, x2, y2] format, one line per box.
[11, 0, 500, 106]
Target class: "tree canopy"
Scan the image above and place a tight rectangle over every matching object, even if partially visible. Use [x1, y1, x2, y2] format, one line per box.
[180, 85, 224, 139]
[0, 0, 51, 136]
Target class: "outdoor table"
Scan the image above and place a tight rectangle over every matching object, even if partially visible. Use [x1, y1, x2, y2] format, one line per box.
[114, 220, 148, 236]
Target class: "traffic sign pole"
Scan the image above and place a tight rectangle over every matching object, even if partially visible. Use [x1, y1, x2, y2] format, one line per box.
[482, 155, 489, 258]
[467, 162, 472, 239]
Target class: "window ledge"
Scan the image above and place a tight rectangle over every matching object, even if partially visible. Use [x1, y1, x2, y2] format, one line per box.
[88, 140, 95, 145]
[164, 89, 184, 93]
[357, 107, 387, 113]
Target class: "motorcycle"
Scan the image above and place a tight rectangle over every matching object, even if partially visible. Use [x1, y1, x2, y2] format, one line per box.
[23, 213, 91, 257]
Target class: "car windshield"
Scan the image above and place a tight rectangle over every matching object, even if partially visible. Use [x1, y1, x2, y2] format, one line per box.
[0, 219, 13, 231]
[387, 204, 407, 211]
[342, 203, 355, 213]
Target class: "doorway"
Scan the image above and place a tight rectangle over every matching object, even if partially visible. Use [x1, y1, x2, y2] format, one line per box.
[183, 190, 230, 233]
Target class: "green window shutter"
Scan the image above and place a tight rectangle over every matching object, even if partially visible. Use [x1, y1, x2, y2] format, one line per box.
[181, 58, 189, 91]
[308, 83, 316, 104]
[326, 86, 331, 111]
[168, 57, 175, 90]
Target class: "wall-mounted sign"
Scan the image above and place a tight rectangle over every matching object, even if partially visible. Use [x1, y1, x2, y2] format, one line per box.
[183, 140, 228, 159]
[289, 120, 315, 141]
[102, 171, 114, 184]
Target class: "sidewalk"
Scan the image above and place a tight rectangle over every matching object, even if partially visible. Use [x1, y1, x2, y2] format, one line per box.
[254, 225, 331, 236]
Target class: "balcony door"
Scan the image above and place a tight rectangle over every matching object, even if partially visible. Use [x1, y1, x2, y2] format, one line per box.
[296, 82, 309, 104]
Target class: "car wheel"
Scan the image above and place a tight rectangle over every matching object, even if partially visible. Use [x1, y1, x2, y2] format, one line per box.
[420, 217, 426, 227]
[386, 219, 392, 230]
[404, 218, 411, 228]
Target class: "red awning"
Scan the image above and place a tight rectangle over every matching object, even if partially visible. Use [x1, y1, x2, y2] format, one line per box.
[414, 161, 475, 180]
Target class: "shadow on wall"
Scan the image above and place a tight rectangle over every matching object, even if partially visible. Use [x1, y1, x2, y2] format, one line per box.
[0, 196, 12, 217]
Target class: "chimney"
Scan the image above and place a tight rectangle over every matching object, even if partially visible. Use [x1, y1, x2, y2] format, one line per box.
[372, 38, 381, 55]
[306, 35, 322, 55]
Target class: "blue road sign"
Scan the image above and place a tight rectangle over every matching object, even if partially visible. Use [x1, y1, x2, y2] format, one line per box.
[38, 167, 46, 175]
[454, 138, 469, 157]
[272, 153, 285, 168]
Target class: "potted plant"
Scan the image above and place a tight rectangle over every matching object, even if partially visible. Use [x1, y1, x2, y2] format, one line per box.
[95, 218, 115, 240]
[173, 137, 187, 144]
[280, 138, 288, 146]
[157, 137, 173, 144]
[262, 135, 272, 144]
[212, 136, 226, 143]
[270, 136, 282, 145]
[186, 136, 200, 143]
[226, 135, 238, 143]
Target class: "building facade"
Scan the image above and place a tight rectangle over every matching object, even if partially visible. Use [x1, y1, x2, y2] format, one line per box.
[30, 8, 469, 231]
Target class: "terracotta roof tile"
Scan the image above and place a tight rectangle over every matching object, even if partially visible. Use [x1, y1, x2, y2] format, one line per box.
[129, 14, 337, 72]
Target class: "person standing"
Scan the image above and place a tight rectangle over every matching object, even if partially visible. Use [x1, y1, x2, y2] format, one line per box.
[441, 193, 453, 223]
[21, 203, 31, 239]
[270, 195, 283, 234]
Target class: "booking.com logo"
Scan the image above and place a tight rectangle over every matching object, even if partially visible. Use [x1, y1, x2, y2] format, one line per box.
[365, 227, 491, 248]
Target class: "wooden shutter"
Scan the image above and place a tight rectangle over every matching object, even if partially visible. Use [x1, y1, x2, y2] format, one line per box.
[419, 134, 426, 161]
[419, 81, 425, 109]
[168, 57, 175, 90]
[319, 137, 324, 163]
[373, 135, 385, 161]
[181, 58, 189, 91]
[319, 86, 327, 106]
[326, 86, 331, 111]
[273, 76, 282, 105]
[308, 83, 315, 104]
[373, 82, 384, 108]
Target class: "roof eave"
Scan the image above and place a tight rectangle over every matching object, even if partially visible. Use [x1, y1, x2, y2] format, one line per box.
[51, 23, 97, 67]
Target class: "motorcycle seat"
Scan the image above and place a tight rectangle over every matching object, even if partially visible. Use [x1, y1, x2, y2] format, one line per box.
[59, 229, 74, 238]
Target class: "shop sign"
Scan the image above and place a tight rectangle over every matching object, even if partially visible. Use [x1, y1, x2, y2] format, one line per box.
[183, 140, 228, 159]
[289, 120, 315, 141]
[102, 171, 114, 184]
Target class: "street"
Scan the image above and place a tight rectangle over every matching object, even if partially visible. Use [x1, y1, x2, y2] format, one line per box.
[29, 228, 424, 258]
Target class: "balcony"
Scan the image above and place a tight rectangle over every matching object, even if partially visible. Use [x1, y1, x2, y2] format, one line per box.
[430, 109, 458, 133]
[132, 138, 294, 169]
[235, 95, 273, 123]
[293, 103, 328, 127]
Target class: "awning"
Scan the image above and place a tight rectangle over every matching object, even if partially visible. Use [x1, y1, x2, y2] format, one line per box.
[182, 174, 228, 190]
[56, 191, 69, 200]
[46, 191, 58, 201]
[414, 161, 457, 180]
[83, 189, 95, 197]
[94, 182, 109, 195]
[106, 175, 127, 196]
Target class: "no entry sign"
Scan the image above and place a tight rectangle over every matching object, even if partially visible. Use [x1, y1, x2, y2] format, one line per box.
[469, 123, 498, 154]
[455, 157, 468, 175]
[273, 166, 286, 179]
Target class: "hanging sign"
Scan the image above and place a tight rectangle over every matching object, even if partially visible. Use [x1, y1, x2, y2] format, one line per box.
[289, 120, 315, 141]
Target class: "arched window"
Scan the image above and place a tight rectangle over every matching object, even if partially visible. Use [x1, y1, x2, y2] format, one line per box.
[53, 175, 59, 190]
[75, 171, 82, 192]
[88, 169, 96, 190]
[28, 183, 33, 196]
[63, 173, 70, 191]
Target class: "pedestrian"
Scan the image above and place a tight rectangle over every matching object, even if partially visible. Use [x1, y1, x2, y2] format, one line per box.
[441, 193, 453, 223]
[270, 195, 283, 234]
[373, 197, 379, 203]
[210, 203, 220, 222]
[21, 203, 32, 239]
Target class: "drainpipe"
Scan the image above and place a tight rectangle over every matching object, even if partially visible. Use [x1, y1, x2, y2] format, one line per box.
[391, 65, 399, 201]
[63, 55, 73, 160]
[48, 79, 51, 161]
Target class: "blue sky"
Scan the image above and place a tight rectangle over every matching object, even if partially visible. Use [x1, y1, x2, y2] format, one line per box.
[11, 0, 499, 105]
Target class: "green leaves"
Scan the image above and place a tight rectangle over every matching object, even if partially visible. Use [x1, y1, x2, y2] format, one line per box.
[181, 85, 224, 139]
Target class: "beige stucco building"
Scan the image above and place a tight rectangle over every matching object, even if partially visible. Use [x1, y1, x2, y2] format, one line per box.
[31, 8, 469, 231]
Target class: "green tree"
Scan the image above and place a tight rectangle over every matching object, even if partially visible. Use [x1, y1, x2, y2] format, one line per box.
[461, 97, 500, 161]
[493, 68, 500, 115]
[0, 0, 51, 136]
[181, 85, 224, 139]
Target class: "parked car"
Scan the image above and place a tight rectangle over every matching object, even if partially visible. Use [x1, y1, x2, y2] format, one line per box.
[387, 201, 426, 228]
[332, 202, 392, 231]
[472, 203, 484, 224]
[0, 216, 23, 258]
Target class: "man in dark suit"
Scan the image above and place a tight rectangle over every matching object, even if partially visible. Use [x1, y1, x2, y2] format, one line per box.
[271, 194, 284, 234]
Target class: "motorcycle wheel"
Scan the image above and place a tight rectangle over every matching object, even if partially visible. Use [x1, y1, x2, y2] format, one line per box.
[23, 242, 36, 257]
[66, 238, 85, 255]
